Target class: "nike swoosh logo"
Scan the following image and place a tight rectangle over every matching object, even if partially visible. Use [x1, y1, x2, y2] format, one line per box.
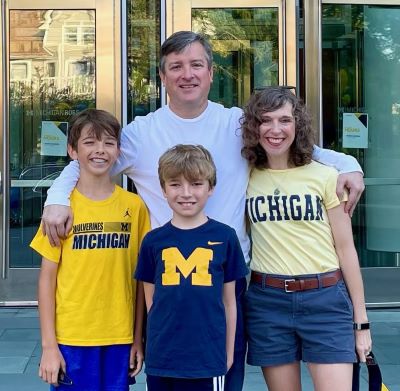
[208, 241, 223, 245]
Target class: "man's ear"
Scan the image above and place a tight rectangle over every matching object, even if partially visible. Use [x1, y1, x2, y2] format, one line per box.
[209, 65, 213, 83]
[159, 69, 165, 85]
[67, 144, 78, 160]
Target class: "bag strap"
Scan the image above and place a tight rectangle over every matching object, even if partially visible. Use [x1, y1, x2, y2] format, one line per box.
[352, 352, 390, 391]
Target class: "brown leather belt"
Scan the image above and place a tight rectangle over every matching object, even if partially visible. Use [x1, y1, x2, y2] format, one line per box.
[250, 269, 342, 292]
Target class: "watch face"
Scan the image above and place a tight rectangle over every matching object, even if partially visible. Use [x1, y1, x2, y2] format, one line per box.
[354, 322, 370, 330]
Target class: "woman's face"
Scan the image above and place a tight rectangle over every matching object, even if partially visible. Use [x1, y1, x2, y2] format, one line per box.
[258, 102, 295, 168]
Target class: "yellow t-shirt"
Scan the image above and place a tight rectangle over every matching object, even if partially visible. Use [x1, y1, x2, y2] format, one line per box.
[31, 186, 150, 346]
[246, 161, 345, 275]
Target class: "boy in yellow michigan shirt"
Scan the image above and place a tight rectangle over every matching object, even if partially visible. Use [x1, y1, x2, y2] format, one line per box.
[31, 109, 150, 390]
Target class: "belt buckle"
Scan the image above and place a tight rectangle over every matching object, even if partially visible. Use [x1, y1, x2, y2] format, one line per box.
[284, 279, 296, 292]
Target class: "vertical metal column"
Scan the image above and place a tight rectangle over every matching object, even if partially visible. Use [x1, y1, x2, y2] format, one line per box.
[303, 0, 322, 144]
[1, 0, 9, 279]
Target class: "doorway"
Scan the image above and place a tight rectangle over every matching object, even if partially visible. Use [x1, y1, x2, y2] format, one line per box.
[0, 0, 120, 304]
[166, 0, 297, 108]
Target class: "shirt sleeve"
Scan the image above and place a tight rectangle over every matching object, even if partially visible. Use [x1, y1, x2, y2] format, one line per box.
[224, 229, 249, 283]
[135, 234, 156, 283]
[323, 168, 341, 210]
[44, 160, 80, 206]
[312, 145, 363, 174]
[30, 225, 62, 262]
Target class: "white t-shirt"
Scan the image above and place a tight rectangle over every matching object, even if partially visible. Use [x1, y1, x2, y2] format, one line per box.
[46, 101, 362, 260]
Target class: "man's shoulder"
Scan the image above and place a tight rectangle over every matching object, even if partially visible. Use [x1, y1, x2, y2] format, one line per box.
[123, 106, 167, 134]
[208, 101, 243, 117]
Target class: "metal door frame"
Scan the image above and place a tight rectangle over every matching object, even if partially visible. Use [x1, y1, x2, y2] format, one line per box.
[0, 0, 121, 305]
[165, 0, 297, 91]
[304, 0, 400, 307]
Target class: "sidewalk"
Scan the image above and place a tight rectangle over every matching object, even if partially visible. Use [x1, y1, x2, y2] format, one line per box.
[0, 308, 399, 390]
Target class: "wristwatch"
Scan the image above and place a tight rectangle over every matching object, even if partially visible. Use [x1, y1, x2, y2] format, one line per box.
[353, 322, 370, 330]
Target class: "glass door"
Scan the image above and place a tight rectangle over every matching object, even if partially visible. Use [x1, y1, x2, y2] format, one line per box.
[166, 0, 296, 108]
[0, 0, 120, 304]
[320, 1, 400, 305]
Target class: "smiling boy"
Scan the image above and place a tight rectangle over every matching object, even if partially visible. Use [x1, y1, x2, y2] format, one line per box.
[30, 109, 150, 390]
[135, 144, 248, 391]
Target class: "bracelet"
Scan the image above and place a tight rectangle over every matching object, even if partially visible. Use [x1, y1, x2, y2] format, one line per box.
[353, 322, 370, 330]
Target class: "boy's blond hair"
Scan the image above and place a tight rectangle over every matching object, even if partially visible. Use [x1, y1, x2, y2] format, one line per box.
[158, 144, 217, 190]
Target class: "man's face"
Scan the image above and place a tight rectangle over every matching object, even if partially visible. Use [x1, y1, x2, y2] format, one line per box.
[160, 42, 213, 112]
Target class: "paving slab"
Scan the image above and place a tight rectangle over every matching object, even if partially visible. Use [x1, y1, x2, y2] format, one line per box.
[0, 308, 398, 391]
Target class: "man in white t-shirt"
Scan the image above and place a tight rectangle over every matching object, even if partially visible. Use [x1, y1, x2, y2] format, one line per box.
[41, 31, 364, 391]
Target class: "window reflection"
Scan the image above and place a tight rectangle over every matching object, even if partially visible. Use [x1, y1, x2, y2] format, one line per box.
[192, 8, 279, 108]
[9, 10, 96, 267]
[322, 4, 400, 268]
[127, 0, 161, 121]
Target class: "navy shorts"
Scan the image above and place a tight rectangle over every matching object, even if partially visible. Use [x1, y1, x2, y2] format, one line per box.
[245, 271, 357, 367]
[50, 344, 135, 391]
[147, 375, 225, 391]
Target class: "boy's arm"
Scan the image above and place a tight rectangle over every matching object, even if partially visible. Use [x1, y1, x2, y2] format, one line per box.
[38, 258, 65, 385]
[130, 281, 145, 377]
[327, 203, 372, 362]
[223, 281, 236, 372]
[312, 145, 364, 216]
[143, 282, 155, 312]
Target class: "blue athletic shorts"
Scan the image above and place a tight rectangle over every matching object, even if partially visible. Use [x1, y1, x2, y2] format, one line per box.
[146, 375, 225, 391]
[245, 271, 357, 367]
[50, 344, 135, 391]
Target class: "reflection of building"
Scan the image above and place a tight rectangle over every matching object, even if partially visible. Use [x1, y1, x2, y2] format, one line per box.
[1, 1, 400, 307]
[10, 10, 95, 96]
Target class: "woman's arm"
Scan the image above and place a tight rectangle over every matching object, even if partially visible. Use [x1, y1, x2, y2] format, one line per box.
[223, 281, 237, 371]
[327, 203, 372, 362]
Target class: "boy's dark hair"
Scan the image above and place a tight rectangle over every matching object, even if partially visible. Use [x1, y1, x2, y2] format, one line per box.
[68, 109, 121, 150]
[158, 144, 217, 190]
[160, 31, 213, 73]
[241, 86, 314, 169]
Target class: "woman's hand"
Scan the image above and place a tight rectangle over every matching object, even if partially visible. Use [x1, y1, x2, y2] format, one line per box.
[355, 329, 372, 362]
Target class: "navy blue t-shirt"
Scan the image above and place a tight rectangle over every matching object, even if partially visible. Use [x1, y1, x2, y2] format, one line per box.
[135, 218, 248, 378]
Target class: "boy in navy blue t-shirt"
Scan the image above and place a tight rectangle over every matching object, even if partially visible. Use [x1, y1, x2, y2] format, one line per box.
[135, 144, 248, 391]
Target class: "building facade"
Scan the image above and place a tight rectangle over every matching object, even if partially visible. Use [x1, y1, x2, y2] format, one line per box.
[1, 0, 399, 306]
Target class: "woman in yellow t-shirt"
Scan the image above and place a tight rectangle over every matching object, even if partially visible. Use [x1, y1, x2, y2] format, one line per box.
[241, 86, 371, 391]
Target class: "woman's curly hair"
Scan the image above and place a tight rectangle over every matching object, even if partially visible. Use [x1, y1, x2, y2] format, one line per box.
[241, 86, 315, 169]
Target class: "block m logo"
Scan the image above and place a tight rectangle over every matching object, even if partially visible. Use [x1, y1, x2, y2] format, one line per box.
[161, 247, 213, 286]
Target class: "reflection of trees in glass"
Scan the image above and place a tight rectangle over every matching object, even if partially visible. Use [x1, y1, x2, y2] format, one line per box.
[322, 4, 400, 63]
[10, 63, 95, 173]
[192, 8, 279, 107]
[9, 9, 97, 173]
[127, 0, 161, 120]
